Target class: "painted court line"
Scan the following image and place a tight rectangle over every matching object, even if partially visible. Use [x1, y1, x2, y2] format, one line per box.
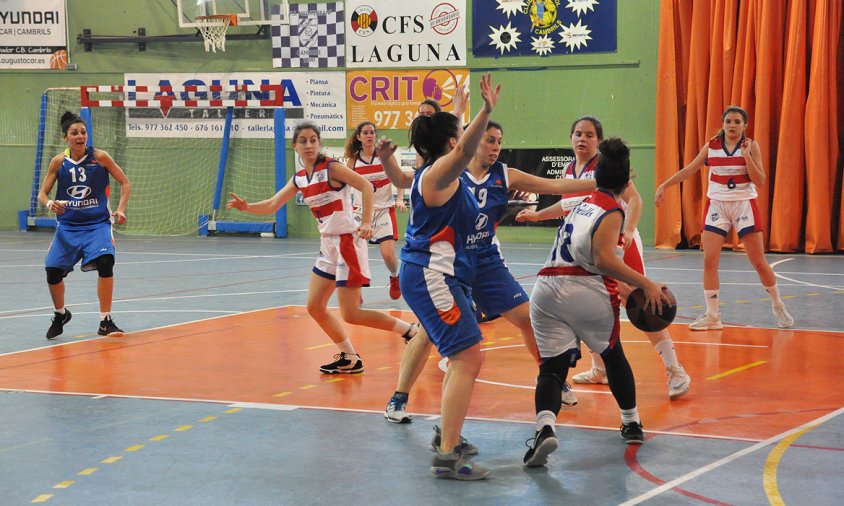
[707, 360, 768, 380]
[619, 407, 844, 506]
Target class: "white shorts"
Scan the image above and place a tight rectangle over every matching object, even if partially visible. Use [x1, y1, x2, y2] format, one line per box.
[703, 198, 762, 238]
[354, 207, 398, 244]
[530, 274, 621, 359]
[313, 233, 371, 287]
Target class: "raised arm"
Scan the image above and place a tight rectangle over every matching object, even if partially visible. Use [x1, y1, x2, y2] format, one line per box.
[655, 144, 708, 206]
[375, 136, 414, 189]
[507, 168, 595, 196]
[423, 73, 500, 205]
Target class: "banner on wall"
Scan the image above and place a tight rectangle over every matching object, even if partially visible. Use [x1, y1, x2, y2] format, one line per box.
[497, 147, 575, 227]
[271, 2, 344, 68]
[347, 69, 470, 130]
[123, 73, 346, 139]
[346, 0, 467, 68]
[0, 0, 68, 69]
[472, 0, 617, 57]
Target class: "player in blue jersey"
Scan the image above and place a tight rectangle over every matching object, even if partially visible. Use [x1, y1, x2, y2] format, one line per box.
[381, 121, 597, 429]
[37, 111, 132, 340]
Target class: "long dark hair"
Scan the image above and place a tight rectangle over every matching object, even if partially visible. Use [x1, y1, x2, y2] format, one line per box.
[711, 105, 749, 140]
[595, 138, 630, 194]
[409, 112, 460, 167]
[343, 121, 375, 162]
[60, 111, 84, 136]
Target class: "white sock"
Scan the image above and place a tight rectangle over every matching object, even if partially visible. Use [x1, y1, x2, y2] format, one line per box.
[704, 290, 720, 315]
[653, 339, 680, 368]
[394, 320, 417, 337]
[591, 352, 606, 372]
[100, 312, 110, 320]
[389, 269, 399, 278]
[620, 407, 640, 425]
[55, 307, 65, 314]
[764, 284, 784, 306]
[536, 410, 557, 432]
[337, 339, 356, 356]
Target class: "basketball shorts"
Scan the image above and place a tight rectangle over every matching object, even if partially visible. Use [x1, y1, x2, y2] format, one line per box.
[400, 262, 483, 358]
[703, 198, 762, 238]
[530, 274, 621, 360]
[312, 233, 371, 287]
[45, 222, 115, 274]
[471, 252, 528, 318]
[353, 207, 398, 244]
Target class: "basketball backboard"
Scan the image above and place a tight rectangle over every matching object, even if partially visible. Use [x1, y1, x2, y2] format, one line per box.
[177, 0, 288, 28]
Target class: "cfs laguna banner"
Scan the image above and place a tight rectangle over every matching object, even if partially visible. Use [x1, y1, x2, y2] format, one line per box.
[346, 0, 467, 68]
[472, 0, 616, 57]
[0, 0, 68, 69]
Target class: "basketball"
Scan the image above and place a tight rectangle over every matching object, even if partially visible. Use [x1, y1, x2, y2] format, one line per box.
[49, 50, 68, 70]
[625, 287, 677, 332]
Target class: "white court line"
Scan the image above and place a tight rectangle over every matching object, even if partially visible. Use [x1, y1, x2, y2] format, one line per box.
[619, 406, 844, 505]
[770, 258, 844, 291]
[0, 309, 239, 320]
[0, 254, 319, 269]
[0, 248, 317, 258]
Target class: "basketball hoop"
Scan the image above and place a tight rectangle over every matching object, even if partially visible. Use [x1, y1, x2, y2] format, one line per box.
[196, 14, 238, 53]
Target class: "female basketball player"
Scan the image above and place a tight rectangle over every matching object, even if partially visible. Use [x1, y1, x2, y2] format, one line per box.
[517, 116, 691, 400]
[381, 120, 597, 429]
[523, 138, 672, 467]
[655, 106, 794, 330]
[378, 73, 500, 480]
[38, 111, 132, 340]
[344, 121, 404, 299]
[227, 123, 418, 374]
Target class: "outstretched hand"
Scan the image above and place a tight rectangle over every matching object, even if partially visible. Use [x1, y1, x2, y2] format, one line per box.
[227, 192, 248, 211]
[375, 136, 398, 160]
[478, 73, 501, 114]
[515, 209, 538, 222]
[452, 84, 469, 119]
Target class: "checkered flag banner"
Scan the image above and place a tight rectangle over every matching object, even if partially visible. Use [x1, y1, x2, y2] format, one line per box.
[272, 2, 345, 68]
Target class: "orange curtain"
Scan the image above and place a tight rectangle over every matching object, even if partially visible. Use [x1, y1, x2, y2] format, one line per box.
[654, 0, 843, 253]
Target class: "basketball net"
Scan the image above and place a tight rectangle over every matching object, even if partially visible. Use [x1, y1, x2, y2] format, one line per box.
[197, 16, 232, 53]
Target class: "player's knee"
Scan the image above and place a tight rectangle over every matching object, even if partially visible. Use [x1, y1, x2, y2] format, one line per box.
[45, 267, 66, 285]
[95, 255, 115, 278]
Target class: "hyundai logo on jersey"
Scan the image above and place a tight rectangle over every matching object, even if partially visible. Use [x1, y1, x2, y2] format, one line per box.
[66, 185, 92, 199]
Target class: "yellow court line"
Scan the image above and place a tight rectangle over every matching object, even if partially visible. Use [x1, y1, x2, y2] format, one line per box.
[125, 445, 145, 452]
[101, 456, 122, 464]
[53, 481, 74, 489]
[174, 425, 193, 432]
[707, 360, 767, 380]
[31, 494, 53, 502]
[376, 366, 392, 371]
[305, 343, 334, 350]
[273, 391, 292, 397]
[299, 384, 317, 390]
[199, 416, 217, 422]
[325, 378, 344, 383]
[149, 435, 169, 442]
[77, 468, 98, 476]
[223, 408, 241, 414]
[763, 425, 817, 505]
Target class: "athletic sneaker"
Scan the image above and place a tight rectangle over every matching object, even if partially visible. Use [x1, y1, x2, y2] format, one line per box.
[97, 315, 124, 337]
[46, 309, 72, 340]
[773, 304, 794, 328]
[620, 421, 644, 444]
[389, 275, 402, 300]
[689, 312, 723, 331]
[666, 365, 691, 400]
[572, 367, 608, 385]
[401, 322, 419, 343]
[319, 353, 364, 374]
[430, 425, 479, 456]
[561, 382, 578, 406]
[431, 450, 490, 481]
[384, 394, 412, 423]
[523, 425, 559, 468]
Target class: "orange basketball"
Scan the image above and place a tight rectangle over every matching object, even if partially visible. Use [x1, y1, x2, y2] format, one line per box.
[49, 50, 68, 70]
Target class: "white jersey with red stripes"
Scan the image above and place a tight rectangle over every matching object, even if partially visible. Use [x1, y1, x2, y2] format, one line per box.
[558, 156, 599, 216]
[705, 134, 757, 201]
[350, 152, 395, 210]
[541, 189, 625, 275]
[293, 157, 357, 236]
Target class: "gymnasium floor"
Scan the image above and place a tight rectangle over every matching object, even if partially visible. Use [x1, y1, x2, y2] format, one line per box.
[0, 231, 842, 505]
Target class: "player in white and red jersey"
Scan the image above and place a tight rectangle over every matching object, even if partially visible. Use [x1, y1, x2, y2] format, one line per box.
[227, 123, 419, 375]
[522, 138, 673, 467]
[656, 106, 794, 330]
[344, 121, 404, 300]
[518, 116, 690, 400]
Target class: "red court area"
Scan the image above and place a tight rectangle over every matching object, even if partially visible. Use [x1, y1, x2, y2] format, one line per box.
[0, 306, 840, 441]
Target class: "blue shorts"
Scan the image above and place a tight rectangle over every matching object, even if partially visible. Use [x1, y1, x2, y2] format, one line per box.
[45, 222, 115, 274]
[471, 253, 528, 318]
[400, 262, 482, 358]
